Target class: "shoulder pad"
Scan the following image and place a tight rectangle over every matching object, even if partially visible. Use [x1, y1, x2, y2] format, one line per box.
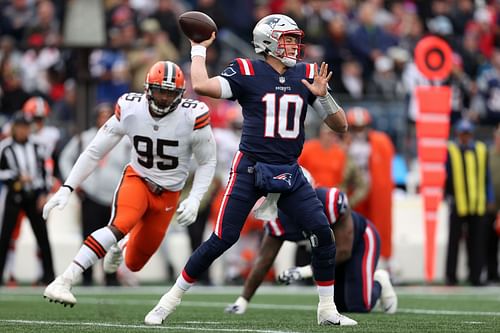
[221, 58, 255, 78]
[303, 63, 317, 80]
[194, 106, 210, 130]
[116, 92, 146, 120]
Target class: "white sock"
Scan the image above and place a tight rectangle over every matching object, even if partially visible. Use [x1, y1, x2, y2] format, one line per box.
[166, 273, 194, 300]
[62, 262, 84, 284]
[235, 296, 248, 308]
[317, 285, 335, 308]
[66, 227, 118, 283]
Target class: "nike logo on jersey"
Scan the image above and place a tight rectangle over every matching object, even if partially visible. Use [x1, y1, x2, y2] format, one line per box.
[165, 206, 174, 212]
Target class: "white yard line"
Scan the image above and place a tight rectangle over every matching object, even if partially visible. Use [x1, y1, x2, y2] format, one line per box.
[0, 319, 301, 333]
[1, 295, 499, 317]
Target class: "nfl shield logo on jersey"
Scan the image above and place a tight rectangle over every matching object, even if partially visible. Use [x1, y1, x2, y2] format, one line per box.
[273, 173, 292, 186]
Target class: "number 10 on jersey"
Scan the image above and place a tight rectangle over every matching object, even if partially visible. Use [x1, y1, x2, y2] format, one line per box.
[262, 93, 303, 139]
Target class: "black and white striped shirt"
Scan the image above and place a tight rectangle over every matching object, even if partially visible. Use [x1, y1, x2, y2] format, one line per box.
[0, 137, 51, 193]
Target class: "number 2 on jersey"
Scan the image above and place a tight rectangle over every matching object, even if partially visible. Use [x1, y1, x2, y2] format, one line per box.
[262, 93, 303, 139]
[133, 136, 179, 170]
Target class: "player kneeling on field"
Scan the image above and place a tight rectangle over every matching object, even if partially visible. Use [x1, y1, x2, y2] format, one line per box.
[42, 61, 216, 307]
[225, 184, 397, 315]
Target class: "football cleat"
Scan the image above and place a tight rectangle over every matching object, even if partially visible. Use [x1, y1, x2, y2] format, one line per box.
[317, 304, 358, 326]
[144, 292, 181, 325]
[43, 276, 76, 307]
[374, 269, 398, 314]
[103, 244, 123, 274]
[224, 296, 248, 315]
[277, 266, 302, 285]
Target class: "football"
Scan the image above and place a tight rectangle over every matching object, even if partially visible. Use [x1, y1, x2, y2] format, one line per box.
[178, 11, 218, 43]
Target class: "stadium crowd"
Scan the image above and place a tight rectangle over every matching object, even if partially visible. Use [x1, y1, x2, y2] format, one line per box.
[0, 0, 499, 287]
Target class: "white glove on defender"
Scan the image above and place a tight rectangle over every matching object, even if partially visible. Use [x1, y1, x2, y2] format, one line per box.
[176, 197, 200, 227]
[42, 186, 72, 220]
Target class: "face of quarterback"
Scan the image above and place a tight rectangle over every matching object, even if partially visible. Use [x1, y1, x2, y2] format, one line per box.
[279, 34, 300, 60]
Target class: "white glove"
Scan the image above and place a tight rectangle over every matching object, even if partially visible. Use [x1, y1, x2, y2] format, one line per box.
[42, 186, 72, 220]
[176, 196, 200, 227]
[253, 193, 280, 220]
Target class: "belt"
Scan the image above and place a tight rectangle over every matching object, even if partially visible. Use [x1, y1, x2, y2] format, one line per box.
[143, 177, 166, 195]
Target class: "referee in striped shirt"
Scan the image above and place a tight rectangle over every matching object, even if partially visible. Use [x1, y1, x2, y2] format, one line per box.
[0, 111, 55, 285]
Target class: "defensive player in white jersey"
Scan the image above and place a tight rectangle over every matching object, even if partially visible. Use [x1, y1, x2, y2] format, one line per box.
[42, 60, 217, 306]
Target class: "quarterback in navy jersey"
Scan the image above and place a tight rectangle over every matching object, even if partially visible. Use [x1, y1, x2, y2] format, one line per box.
[225, 186, 398, 315]
[146, 14, 356, 326]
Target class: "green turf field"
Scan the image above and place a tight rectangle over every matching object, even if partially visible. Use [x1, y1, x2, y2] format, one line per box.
[1, 285, 499, 332]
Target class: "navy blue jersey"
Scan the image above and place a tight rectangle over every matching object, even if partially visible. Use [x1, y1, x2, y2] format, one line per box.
[220, 58, 318, 164]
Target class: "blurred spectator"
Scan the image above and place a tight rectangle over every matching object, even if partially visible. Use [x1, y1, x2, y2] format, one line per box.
[348, 2, 398, 78]
[448, 53, 476, 125]
[51, 79, 77, 132]
[300, 0, 333, 44]
[127, 18, 179, 92]
[486, 124, 500, 283]
[458, 31, 486, 79]
[89, 28, 130, 103]
[0, 111, 55, 286]
[477, 48, 500, 126]
[24, 0, 61, 47]
[0, 0, 35, 42]
[345, 107, 395, 273]
[450, 0, 475, 36]
[368, 55, 403, 99]
[106, 0, 138, 32]
[150, 0, 185, 51]
[19, 32, 61, 95]
[398, 13, 425, 54]
[195, 0, 228, 34]
[0, 35, 22, 69]
[282, 0, 308, 33]
[321, 14, 352, 88]
[0, 57, 30, 118]
[445, 118, 493, 286]
[427, 15, 458, 49]
[338, 59, 365, 99]
[58, 103, 130, 286]
[368, 0, 396, 30]
[464, 6, 496, 60]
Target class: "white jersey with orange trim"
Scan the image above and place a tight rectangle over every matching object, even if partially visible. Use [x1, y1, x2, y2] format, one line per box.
[64, 92, 216, 200]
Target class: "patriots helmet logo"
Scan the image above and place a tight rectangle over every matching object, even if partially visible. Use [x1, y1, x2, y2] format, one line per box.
[273, 173, 292, 186]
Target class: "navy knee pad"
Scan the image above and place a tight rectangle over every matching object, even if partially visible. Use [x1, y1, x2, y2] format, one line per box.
[308, 226, 336, 282]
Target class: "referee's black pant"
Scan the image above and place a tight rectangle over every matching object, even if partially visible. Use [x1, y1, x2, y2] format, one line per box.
[0, 190, 55, 285]
[445, 210, 487, 286]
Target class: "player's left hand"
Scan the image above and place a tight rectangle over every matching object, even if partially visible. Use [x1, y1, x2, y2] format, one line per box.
[176, 196, 200, 226]
[301, 62, 332, 97]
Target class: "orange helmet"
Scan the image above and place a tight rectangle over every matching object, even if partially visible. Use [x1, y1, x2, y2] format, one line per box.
[346, 107, 372, 127]
[23, 96, 50, 119]
[144, 61, 185, 117]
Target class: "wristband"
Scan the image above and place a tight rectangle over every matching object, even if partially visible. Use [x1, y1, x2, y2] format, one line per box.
[191, 45, 207, 59]
[62, 184, 74, 192]
[318, 93, 341, 115]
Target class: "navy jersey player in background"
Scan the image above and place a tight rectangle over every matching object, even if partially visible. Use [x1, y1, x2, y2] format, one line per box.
[146, 14, 357, 326]
[225, 183, 398, 315]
